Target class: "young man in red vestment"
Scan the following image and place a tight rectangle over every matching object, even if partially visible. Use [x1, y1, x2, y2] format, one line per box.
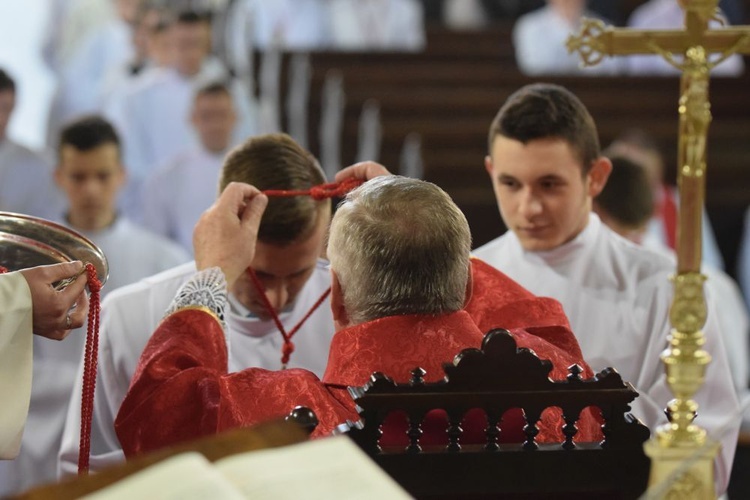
[115, 175, 602, 457]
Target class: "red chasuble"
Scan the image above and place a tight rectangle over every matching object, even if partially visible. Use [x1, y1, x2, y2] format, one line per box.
[116, 260, 601, 457]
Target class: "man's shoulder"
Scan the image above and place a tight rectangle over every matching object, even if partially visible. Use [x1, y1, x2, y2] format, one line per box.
[126, 67, 181, 99]
[601, 226, 675, 275]
[0, 139, 51, 169]
[472, 233, 513, 264]
[116, 219, 190, 260]
[102, 262, 197, 312]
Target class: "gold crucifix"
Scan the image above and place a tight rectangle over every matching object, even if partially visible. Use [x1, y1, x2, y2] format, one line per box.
[567, 1, 750, 498]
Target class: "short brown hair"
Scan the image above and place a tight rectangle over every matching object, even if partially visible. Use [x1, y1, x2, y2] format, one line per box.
[595, 156, 654, 229]
[219, 133, 328, 245]
[488, 83, 601, 174]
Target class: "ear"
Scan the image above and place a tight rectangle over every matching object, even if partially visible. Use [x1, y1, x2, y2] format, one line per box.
[463, 265, 474, 308]
[586, 156, 612, 198]
[330, 269, 349, 331]
[484, 155, 493, 176]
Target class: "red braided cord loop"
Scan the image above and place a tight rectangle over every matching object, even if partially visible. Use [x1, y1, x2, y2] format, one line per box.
[242, 179, 359, 367]
[246, 268, 331, 368]
[78, 263, 102, 475]
[262, 178, 363, 200]
[0, 266, 8, 273]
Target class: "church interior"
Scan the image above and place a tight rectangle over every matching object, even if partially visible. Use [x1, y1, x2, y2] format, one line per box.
[1, 0, 750, 498]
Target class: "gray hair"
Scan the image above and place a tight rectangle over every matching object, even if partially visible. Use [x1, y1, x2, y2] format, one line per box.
[328, 176, 472, 325]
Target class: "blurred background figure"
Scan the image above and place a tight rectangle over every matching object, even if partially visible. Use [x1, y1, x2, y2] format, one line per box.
[0, 68, 64, 220]
[53, 116, 190, 288]
[627, 0, 745, 76]
[141, 82, 238, 255]
[328, 0, 425, 51]
[110, 9, 258, 221]
[606, 128, 725, 270]
[46, 0, 143, 146]
[737, 209, 750, 312]
[512, 0, 624, 75]
[594, 155, 750, 433]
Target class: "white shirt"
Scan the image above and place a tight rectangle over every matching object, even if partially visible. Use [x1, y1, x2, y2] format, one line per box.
[627, 0, 745, 76]
[474, 214, 740, 494]
[328, 0, 425, 51]
[0, 216, 189, 495]
[0, 138, 64, 220]
[75, 217, 192, 297]
[512, 5, 623, 76]
[58, 260, 335, 476]
[141, 147, 224, 255]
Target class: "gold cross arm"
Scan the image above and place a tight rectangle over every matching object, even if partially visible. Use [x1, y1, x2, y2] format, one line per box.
[567, 18, 750, 67]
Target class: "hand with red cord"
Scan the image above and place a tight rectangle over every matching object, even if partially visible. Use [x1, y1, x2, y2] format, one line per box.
[19, 262, 90, 341]
[193, 182, 268, 287]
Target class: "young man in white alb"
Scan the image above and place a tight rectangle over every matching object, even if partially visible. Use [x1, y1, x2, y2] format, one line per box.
[473, 83, 739, 495]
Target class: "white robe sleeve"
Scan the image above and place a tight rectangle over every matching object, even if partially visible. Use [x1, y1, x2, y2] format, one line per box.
[0, 272, 34, 460]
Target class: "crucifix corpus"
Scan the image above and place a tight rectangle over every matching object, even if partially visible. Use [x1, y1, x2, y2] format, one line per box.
[567, 1, 750, 497]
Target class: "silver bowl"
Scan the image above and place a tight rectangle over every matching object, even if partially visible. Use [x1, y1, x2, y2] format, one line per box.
[0, 211, 109, 285]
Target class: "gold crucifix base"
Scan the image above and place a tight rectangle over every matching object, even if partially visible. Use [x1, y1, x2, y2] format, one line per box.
[643, 435, 719, 499]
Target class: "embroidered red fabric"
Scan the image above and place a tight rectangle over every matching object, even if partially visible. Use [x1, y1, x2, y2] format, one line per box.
[115, 260, 602, 457]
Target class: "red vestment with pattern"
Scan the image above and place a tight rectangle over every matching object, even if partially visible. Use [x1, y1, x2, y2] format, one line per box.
[115, 259, 602, 457]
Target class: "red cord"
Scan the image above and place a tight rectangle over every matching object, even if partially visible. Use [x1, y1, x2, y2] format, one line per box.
[78, 263, 102, 475]
[246, 178, 362, 367]
[246, 269, 331, 367]
[0, 266, 7, 273]
[262, 178, 363, 200]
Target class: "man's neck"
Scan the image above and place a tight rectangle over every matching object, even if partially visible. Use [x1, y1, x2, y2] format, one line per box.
[204, 143, 229, 156]
[67, 211, 117, 232]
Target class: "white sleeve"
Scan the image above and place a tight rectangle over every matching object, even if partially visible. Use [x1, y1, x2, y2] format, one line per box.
[0, 273, 33, 460]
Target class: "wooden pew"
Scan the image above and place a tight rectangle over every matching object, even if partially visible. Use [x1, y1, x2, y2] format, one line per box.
[337, 329, 651, 499]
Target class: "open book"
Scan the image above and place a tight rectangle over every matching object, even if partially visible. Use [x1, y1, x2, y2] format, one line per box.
[81, 436, 411, 500]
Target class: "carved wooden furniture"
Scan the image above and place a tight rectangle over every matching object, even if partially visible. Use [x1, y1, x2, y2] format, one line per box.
[339, 329, 651, 499]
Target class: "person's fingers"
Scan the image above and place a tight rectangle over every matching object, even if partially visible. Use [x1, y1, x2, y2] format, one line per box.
[217, 182, 262, 214]
[41, 261, 84, 284]
[45, 328, 70, 341]
[58, 268, 89, 303]
[240, 193, 268, 230]
[67, 290, 89, 329]
[334, 162, 392, 182]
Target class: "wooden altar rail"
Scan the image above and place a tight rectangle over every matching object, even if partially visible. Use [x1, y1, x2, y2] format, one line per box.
[261, 25, 750, 262]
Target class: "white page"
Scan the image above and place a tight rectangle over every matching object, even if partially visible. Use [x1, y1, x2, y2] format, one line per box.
[216, 436, 412, 499]
[83, 452, 246, 500]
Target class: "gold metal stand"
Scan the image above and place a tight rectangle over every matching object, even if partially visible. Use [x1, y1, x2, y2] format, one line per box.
[567, 2, 750, 496]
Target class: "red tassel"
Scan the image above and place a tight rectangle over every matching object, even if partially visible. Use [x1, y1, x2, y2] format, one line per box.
[78, 263, 102, 475]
